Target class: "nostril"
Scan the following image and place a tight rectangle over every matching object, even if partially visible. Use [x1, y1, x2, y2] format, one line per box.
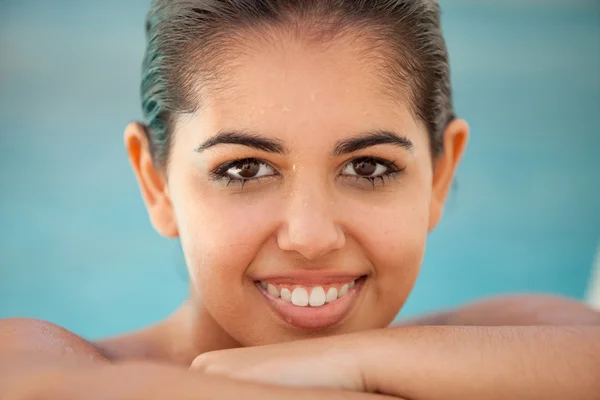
[276, 210, 345, 260]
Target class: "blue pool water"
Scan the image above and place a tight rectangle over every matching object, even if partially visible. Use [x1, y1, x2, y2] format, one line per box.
[1, 0, 599, 339]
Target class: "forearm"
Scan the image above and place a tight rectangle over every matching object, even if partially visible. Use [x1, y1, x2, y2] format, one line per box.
[359, 326, 600, 400]
[74, 364, 396, 400]
[0, 320, 391, 400]
[2, 353, 392, 400]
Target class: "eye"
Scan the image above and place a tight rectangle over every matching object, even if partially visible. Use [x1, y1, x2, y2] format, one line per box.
[341, 157, 395, 178]
[212, 158, 277, 182]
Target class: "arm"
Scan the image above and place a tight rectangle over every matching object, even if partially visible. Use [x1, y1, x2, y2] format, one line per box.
[192, 294, 600, 399]
[358, 325, 600, 400]
[0, 318, 392, 400]
[375, 295, 600, 399]
[193, 325, 600, 400]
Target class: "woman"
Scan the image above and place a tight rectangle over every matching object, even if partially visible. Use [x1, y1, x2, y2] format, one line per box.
[1, 1, 598, 398]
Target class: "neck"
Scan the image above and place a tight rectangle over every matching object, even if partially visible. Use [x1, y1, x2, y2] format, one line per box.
[159, 296, 242, 365]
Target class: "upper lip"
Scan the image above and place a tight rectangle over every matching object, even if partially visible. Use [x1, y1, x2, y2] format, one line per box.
[253, 272, 365, 286]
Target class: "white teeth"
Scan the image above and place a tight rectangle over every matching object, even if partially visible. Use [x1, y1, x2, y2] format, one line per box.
[325, 287, 338, 303]
[267, 284, 280, 297]
[309, 286, 326, 307]
[291, 287, 309, 307]
[260, 279, 360, 307]
[339, 284, 349, 297]
[280, 288, 292, 302]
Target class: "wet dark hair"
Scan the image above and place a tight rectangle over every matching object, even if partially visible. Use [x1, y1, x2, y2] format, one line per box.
[141, 0, 455, 167]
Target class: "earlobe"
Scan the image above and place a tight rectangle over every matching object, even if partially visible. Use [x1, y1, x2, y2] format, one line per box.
[124, 122, 179, 238]
[428, 118, 469, 232]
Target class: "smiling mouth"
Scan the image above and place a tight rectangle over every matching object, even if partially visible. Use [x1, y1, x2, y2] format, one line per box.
[255, 276, 367, 330]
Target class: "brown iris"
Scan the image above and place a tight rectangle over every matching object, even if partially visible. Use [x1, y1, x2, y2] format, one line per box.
[352, 159, 377, 176]
[237, 161, 260, 178]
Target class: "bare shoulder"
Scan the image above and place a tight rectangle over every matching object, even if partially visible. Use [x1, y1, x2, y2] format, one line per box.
[396, 294, 600, 327]
[0, 318, 106, 360]
[446, 294, 600, 326]
[0, 318, 159, 363]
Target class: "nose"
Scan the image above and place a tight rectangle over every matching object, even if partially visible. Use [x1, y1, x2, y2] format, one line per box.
[276, 189, 346, 261]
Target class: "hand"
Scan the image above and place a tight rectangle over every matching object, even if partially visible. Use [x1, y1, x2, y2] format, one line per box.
[190, 335, 366, 392]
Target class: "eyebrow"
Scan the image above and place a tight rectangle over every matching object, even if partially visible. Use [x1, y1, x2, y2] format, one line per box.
[332, 130, 413, 156]
[194, 129, 413, 156]
[194, 130, 286, 154]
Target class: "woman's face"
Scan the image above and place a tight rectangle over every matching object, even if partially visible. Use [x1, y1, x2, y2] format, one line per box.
[130, 31, 466, 346]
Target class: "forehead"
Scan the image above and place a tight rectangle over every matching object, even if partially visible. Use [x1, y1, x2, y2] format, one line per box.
[186, 29, 424, 145]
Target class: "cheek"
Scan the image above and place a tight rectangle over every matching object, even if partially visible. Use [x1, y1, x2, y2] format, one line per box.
[349, 180, 431, 306]
[172, 178, 280, 294]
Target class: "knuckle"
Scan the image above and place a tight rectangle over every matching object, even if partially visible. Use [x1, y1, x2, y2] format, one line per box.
[191, 354, 214, 371]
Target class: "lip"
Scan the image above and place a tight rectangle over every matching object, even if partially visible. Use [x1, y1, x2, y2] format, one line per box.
[256, 276, 367, 330]
[254, 271, 365, 286]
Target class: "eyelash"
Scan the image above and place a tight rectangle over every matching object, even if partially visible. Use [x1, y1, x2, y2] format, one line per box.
[342, 157, 404, 190]
[209, 156, 405, 190]
[209, 157, 279, 190]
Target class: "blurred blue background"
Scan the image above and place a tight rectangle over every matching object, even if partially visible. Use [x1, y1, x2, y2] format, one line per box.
[1, 0, 599, 339]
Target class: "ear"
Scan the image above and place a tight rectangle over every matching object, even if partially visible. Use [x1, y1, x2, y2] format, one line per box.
[124, 122, 179, 238]
[428, 118, 469, 232]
